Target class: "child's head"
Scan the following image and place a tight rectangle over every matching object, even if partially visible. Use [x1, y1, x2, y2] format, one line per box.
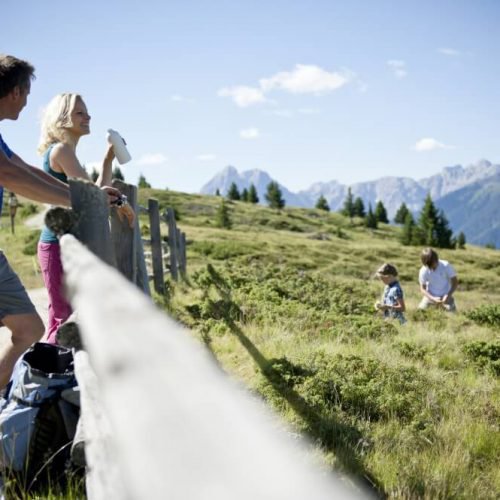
[375, 263, 398, 283]
[421, 247, 439, 269]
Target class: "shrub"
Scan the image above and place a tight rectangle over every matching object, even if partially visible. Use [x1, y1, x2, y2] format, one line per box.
[19, 203, 39, 219]
[22, 230, 39, 256]
[465, 304, 500, 329]
[463, 341, 500, 376]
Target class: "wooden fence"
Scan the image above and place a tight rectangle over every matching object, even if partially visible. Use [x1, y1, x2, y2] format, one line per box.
[50, 179, 361, 500]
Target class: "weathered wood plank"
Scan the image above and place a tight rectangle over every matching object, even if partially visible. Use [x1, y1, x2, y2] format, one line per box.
[110, 181, 137, 284]
[68, 179, 115, 266]
[59, 234, 357, 500]
[73, 350, 127, 500]
[166, 208, 178, 281]
[148, 198, 164, 294]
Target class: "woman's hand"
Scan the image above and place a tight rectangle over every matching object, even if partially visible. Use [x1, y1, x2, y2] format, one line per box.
[100, 185, 121, 205]
[104, 143, 115, 163]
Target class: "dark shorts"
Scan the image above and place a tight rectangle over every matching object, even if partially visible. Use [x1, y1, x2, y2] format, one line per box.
[0, 251, 36, 320]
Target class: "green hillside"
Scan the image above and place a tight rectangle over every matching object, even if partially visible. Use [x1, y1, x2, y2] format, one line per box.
[2, 191, 498, 499]
[137, 189, 499, 499]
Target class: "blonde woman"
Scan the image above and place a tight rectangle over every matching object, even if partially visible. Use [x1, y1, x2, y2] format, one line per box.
[37, 93, 115, 343]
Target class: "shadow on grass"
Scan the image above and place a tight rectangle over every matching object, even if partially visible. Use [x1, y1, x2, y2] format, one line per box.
[223, 318, 385, 499]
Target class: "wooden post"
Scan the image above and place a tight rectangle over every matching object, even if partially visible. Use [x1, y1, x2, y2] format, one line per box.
[180, 231, 187, 276]
[58, 234, 353, 500]
[110, 180, 137, 284]
[135, 219, 151, 296]
[69, 179, 115, 266]
[166, 208, 178, 281]
[148, 198, 164, 294]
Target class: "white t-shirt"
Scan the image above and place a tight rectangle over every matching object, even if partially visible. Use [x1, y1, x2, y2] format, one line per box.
[419, 260, 457, 297]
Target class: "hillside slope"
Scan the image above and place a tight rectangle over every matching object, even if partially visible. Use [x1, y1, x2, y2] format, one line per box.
[139, 188, 499, 499]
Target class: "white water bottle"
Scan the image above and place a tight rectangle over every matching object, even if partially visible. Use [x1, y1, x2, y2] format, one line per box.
[106, 129, 132, 164]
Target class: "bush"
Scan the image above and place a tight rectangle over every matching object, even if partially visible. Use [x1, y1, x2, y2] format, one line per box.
[463, 341, 500, 376]
[22, 230, 39, 256]
[465, 304, 500, 329]
[19, 203, 39, 219]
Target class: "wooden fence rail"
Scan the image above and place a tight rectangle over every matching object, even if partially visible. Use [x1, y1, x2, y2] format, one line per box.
[50, 180, 360, 499]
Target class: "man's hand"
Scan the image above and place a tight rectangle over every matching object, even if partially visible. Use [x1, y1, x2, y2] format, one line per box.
[100, 186, 121, 205]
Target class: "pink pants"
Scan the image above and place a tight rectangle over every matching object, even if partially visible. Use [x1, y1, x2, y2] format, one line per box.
[37, 242, 72, 344]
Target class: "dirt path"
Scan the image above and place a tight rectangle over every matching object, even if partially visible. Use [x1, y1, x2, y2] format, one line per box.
[0, 207, 50, 347]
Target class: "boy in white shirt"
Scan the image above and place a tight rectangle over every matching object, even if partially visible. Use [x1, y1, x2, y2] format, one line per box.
[418, 247, 458, 312]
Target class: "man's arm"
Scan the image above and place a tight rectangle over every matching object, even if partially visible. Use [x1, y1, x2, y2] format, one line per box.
[443, 276, 458, 303]
[0, 150, 70, 206]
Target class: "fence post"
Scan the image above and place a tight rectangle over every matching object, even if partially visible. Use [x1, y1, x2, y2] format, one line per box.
[110, 180, 137, 283]
[69, 179, 115, 266]
[148, 198, 164, 294]
[166, 208, 178, 281]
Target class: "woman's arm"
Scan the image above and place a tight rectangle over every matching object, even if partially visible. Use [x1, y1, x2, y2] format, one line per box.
[95, 144, 115, 187]
[50, 143, 92, 181]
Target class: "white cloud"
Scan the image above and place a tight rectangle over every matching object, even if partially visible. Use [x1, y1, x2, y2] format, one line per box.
[136, 153, 168, 165]
[170, 94, 195, 103]
[218, 86, 267, 107]
[387, 60, 408, 79]
[240, 128, 260, 139]
[298, 107, 320, 115]
[413, 138, 454, 152]
[260, 64, 352, 94]
[219, 64, 353, 107]
[197, 154, 216, 161]
[438, 47, 461, 57]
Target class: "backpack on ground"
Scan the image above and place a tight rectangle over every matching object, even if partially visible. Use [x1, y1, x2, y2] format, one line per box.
[0, 342, 81, 493]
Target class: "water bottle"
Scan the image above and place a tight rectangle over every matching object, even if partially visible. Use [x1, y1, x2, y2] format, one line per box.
[106, 129, 132, 164]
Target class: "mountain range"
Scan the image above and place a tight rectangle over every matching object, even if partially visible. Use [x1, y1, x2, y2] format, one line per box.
[200, 160, 500, 247]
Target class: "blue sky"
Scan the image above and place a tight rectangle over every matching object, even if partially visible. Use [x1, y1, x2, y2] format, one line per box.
[2, 0, 500, 192]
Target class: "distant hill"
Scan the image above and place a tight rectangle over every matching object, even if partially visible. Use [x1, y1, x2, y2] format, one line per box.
[436, 173, 500, 248]
[200, 160, 500, 246]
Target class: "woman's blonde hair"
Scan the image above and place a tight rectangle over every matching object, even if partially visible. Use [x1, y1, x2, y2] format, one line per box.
[38, 93, 82, 154]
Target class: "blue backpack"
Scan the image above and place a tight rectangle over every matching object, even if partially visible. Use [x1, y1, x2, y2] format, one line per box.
[0, 342, 80, 492]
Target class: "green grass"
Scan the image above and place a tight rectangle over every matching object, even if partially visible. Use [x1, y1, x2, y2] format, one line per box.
[5, 190, 499, 498]
[138, 189, 500, 499]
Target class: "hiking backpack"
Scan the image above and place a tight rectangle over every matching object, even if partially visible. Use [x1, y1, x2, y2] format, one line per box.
[0, 342, 81, 492]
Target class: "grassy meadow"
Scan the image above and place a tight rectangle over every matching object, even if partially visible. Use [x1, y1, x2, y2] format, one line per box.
[1, 190, 499, 499]
[139, 188, 499, 499]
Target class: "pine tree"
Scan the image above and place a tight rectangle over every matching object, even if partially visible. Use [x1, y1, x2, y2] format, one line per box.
[456, 231, 466, 249]
[112, 166, 125, 181]
[435, 210, 454, 249]
[365, 203, 378, 229]
[215, 188, 220, 196]
[138, 173, 151, 188]
[374, 200, 389, 223]
[394, 202, 410, 224]
[400, 212, 415, 245]
[353, 197, 365, 217]
[247, 184, 259, 204]
[265, 181, 285, 209]
[241, 188, 249, 202]
[227, 182, 241, 201]
[315, 195, 330, 211]
[341, 187, 355, 220]
[417, 194, 439, 246]
[215, 199, 232, 229]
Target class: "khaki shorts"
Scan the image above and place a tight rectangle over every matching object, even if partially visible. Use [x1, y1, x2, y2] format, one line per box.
[0, 251, 36, 320]
[418, 296, 457, 312]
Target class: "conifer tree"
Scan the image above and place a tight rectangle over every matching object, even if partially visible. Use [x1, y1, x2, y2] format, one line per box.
[215, 199, 232, 229]
[374, 200, 389, 223]
[341, 187, 355, 219]
[227, 182, 241, 201]
[265, 181, 285, 209]
[400, 212, 415, 245]
[315, 195, 330, 211]
[353, 197, 365, 217]
[394, 202, 410, 224]
[112, 166, 125, 181]
[456, 231, 466, 249]
[435, 210, 454, 249]
[247, 184, 259, 203]
[138, 173, 151, 188]
[417, 194, 439, 246]
[365, 203, 378, 229]
[241, 188, 249, 202]
[215, 188, 220, 196]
